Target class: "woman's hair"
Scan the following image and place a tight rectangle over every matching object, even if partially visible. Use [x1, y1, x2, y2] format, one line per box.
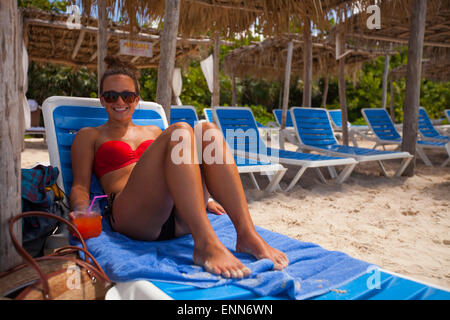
[99, 55, 140, 95]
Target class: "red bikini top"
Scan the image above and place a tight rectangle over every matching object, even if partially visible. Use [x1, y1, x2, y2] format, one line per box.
[94, 140, 154, 178]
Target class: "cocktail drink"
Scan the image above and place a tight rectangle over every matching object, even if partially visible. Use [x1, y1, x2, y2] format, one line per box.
[70, 195, 107, 239]
[72, 211, 102, 239]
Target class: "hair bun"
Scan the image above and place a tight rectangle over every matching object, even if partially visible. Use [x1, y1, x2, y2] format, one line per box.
[100, 55, 140, 95]
[104, 55, 135, 70]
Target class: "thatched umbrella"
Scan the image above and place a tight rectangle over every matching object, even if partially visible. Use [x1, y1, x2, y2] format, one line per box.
[23, 8, 212, 70]
[68, 0, 379, 119]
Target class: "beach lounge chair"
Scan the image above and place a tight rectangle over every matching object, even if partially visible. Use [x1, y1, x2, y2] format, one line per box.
[446, 109, 450, 123]
[203, 107, 213, 122]
[170, 105, 201, 127]
[328, 109, 369, 146]
[213, 107, 358, 191]
[272, 108, 300, 148]
[290, 107, 413, 177]
[418, 107, 450, 142]
[205, 107, 279, 141]
[362, 108, 450, 167]
[170, 106, 287, 192]
[42, 96, 450, 300]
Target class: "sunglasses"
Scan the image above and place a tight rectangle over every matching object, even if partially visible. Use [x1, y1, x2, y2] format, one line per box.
[101, 91, 138, 104]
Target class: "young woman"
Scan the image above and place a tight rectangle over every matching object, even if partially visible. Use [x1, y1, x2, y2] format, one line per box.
[70, 56, 288, 279]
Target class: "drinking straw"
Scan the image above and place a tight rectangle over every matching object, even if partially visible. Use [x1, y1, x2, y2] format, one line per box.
[87, 195, 108, 214]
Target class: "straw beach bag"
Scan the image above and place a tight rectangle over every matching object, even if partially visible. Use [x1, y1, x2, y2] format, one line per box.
[0, 211, 111, 300]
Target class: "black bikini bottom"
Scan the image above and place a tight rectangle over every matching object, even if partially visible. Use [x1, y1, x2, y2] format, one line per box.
[103, 193, 176, 241]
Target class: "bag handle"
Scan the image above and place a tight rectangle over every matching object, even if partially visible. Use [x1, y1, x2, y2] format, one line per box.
[9, 211, 110, 299]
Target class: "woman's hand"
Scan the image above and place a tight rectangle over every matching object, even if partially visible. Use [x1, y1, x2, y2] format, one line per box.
[207, 200, 226, 215]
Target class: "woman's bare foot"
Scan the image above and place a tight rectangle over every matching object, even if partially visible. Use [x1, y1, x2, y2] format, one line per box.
[193, 239, 251, 279]
[236, 232, 289, 270]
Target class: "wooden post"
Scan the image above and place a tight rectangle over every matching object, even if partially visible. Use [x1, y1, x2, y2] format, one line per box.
[211, 32, 220, 109]
[337, 31, 349, 146]
[321, 76, 329, 107]
[1, 0, 23, 272]
[381, 54, 389, 109]
[389, 76, 395, 122]
[281, 40, 294, 130]
[97, 0, 107, 95]
[302, 18, 312, 107]
[401, 0, 427, 176]
[156, 0, 181, 121]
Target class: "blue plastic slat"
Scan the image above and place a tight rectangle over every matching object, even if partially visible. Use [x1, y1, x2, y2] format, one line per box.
[273, 109, 293, 127]
[205, 109, 213, 122]
[364, 109, 402, 140]
[170, 108, 199, 127]
[329, 110, 343, 127]
[292, 109, 338, 148]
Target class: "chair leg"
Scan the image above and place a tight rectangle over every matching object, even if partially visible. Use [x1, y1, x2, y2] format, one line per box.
[249, 173, 260, 190]
[314, 168, 327, 184]
[394, 157, 413, 176]
[416, 147, 433, 166]
[285, 167, 308, 192]
[327, 167, 337, 179]
[265, 167, 287, 193]
[441, 143, 450, 167]
[377, 160, 388, 177]
[335, 163, 356, 184]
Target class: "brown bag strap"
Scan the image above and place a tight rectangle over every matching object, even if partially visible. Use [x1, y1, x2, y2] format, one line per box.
[8, 211, 110, 299]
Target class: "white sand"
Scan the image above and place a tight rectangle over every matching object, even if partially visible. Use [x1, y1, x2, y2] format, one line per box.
[22, 137, 450, 289]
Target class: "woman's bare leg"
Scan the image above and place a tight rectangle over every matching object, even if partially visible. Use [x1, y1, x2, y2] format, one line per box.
[112, 122, 250, 278]
[195, 122, 289, 270]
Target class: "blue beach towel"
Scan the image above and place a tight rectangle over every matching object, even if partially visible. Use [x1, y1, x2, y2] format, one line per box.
[75, 213, 372, 300]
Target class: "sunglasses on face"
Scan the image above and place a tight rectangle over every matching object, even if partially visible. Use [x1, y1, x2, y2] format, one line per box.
[101, 91, 138, 104]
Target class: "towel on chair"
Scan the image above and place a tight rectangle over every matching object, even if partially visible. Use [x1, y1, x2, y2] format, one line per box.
[75, 213, 372, 300]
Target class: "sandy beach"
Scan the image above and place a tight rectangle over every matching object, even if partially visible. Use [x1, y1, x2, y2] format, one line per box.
[21, 137, 450, 289]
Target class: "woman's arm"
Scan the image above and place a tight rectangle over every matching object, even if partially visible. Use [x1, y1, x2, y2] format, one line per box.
[70, 127, 97, 212]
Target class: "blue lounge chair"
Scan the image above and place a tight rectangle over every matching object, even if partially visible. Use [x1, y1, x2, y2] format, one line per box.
[362, 108, 450, 167]
[203, 107, 213, 122]
[42, 97, 450, 300]
[206, 107, 279, 141]
[290, 107, 413, 177]
[418, 107, 450, 142]
[272, 108, 300, 148]
[169, 106, 287, 192]
[170, 105, 200, 127]
[328, 109, 369, 132]
[213, 107, 358, 191]
[328, 109, 369, 146]
[446, 109, 450, 123]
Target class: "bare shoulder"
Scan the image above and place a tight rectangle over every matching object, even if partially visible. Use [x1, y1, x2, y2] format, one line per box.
[144, 124, 163, 137]
[73, 126, 100, 147]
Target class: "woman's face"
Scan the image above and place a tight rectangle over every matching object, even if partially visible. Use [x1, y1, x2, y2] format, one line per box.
[100, 74, 139, 123]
